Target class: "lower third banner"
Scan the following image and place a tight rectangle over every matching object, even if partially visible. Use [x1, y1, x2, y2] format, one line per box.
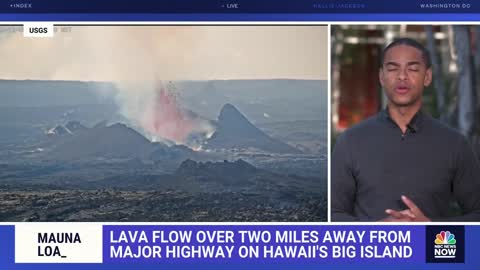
[5, 224, 479, 269]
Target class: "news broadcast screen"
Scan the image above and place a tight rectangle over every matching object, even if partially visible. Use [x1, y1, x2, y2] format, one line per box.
[0, 1, 480, 269]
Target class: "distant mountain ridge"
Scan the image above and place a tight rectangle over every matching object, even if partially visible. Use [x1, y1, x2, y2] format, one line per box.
[0, 79, 116, 107]
[0, 79, 327, 123]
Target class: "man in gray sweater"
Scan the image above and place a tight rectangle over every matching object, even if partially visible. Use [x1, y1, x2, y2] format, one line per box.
[332, 38, 480, 222]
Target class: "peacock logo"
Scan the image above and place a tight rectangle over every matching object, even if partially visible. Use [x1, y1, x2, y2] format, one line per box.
[434, 231, 456, 245]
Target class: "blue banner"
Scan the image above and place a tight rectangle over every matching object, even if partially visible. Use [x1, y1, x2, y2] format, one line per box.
[1, 13, 480, 21]
[0, 224, 479, 269]
[1, 0, 478, 13]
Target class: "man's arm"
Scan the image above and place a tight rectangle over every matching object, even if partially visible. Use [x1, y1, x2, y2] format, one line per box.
[331, 132, 359, 221]
[446, 137, 480, 221]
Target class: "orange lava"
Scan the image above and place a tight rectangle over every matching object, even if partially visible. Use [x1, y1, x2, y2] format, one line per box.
[140, 85, 193, 143]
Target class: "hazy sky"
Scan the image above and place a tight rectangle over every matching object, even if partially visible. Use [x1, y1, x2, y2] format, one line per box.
[0, 26, 327, 81]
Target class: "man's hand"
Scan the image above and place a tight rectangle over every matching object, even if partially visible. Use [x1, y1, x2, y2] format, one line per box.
[380, 209, 415, 222]
[381, 195, 431, 222]
[400, 195, 431, 221]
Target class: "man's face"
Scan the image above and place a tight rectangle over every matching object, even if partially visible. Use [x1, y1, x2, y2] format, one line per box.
[379, 44, 432, 107]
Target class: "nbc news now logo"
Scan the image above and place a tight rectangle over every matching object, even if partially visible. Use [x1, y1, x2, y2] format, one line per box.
[426, 226, 464, 263]
[434, 231, 456, 258]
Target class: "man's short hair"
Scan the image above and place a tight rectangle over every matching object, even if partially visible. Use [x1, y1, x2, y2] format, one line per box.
[380, 38, 432, 69]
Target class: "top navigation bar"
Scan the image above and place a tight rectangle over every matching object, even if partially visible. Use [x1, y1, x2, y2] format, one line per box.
[2, 0, 479, 14]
